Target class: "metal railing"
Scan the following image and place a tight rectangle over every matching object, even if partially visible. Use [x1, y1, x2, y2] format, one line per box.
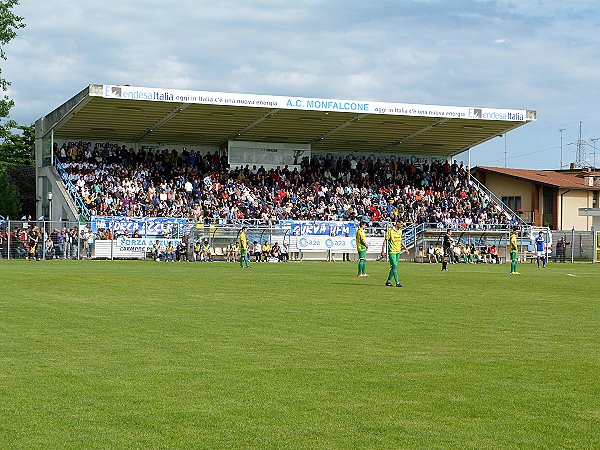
[469, 174, 529, 228]
[5, 218, 588, 262]
[54, 156, 91, 222]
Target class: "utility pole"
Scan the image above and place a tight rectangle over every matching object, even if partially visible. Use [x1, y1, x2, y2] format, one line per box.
[559, 128, 566, 169]
[504, 133, 507, 168]
[592, 137, 600, 169]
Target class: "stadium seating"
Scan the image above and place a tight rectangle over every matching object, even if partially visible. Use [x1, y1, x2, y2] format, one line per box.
[56, 141, 515, 228]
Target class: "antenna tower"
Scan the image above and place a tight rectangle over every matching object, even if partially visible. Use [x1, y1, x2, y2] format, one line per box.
[575, 121, 587, 168]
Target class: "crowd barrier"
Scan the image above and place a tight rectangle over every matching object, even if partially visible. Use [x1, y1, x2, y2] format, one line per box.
[2, 218, 594, 262]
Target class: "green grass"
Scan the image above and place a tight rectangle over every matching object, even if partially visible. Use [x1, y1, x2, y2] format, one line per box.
[1, 259, 599, 449]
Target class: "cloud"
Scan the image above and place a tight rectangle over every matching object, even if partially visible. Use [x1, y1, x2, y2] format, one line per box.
[2, 0, 599, 169]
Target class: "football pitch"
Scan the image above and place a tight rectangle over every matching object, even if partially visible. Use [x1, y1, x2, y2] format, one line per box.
[1, 259, 599, 449]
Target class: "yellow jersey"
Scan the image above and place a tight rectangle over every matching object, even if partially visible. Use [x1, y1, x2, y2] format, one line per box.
[239, 231, 247, 250]
[356, 228, 367, 252]
[385, 227, 403, 254]
[509, 233, 518, 252]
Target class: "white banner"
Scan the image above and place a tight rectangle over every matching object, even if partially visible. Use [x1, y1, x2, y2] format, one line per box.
[92, 238, 182, 259]
[93, 84, 534, 122]
[295, 235, 356, 251]
[116, 237, 181, 252]
[228, 141, 310, 169]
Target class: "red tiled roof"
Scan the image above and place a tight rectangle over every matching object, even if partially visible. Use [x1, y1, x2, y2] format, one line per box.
[475, 166, 600, 190]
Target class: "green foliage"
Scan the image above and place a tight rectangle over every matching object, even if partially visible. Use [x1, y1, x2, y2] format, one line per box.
[0, 0, 25, 139]
[6, 162, 34, 215]
[0, 261, 599, 448]
[0, 166, 21, 217]
[0, 123, 34, 165]
[0, 122, 34, 217]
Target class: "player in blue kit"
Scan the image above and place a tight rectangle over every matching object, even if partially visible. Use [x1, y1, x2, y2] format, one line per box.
[535, 231, 547, 268]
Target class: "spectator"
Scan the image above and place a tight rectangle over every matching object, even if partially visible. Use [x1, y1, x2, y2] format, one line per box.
[252, 241, 262, 262]
[44, 236, 54, 259]
[201, 240, 212, 262]
[165, 241, 175, 262]
[271, 241, 281, 261]
[262, 241, 271, 261]
[555, 237, 570, 263]
[176, 241, 187, 262]
[193, 241, 202, 262]
[489, 245, 499, 264]
[280, 241, 289, 262]
[427, 244, 437, 263]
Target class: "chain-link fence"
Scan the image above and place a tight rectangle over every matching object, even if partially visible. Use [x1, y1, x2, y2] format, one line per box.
[2, 217, 597, 263]
[0, 220, 82, 260]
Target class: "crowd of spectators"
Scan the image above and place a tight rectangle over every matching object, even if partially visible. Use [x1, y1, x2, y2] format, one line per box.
[56, 141, 514, 228]
[426, 243, 501, 264]
[0, 222, 87, 260]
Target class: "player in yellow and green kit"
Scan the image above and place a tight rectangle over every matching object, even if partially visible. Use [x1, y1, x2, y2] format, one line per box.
[356, 220, 369, 277]
[239, 226, 250, 268]
[381, 219, 410, 287]
[509, 226, 520, 274]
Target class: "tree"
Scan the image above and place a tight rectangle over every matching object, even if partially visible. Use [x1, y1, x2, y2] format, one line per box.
[0, 167, 21, 218]
[0, 0, 25, 140]
[7, 163, 34, 216]
[0, 122, 34, 165]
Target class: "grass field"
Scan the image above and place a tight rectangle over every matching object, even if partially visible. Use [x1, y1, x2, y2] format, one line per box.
[1, 259, 599, 449]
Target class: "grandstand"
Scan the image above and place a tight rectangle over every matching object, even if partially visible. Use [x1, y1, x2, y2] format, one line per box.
[31, 84, 536, 258]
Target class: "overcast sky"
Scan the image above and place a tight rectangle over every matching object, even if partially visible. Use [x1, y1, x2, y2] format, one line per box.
[4, 0, 600, 169]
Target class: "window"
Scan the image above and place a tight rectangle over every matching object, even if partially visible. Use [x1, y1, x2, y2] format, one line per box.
[593, 191, 598, 209]
[501, 196, 522, 212]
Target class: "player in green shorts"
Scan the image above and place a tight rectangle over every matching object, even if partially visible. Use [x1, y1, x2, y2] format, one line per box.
[381, 219, 410, 287]
[509, 226, 519, 274]
[239, 226, 250, 268]
[356, 220, 369, 277]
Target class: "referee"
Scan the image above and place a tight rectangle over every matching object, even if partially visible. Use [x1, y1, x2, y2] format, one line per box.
[441, 229, 453, 271]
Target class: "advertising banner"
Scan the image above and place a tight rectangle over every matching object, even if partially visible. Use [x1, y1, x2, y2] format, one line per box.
[90, 217, 188, 235]
[295, 235, 356, 251]
[280, 220, 357, 237]
[94, 84, 534, 122]
[116, 237, 181, 252]
[228, 141, 310, 170]
[92, 238, 182, 259]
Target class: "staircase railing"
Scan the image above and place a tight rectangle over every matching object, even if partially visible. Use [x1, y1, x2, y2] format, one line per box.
[469, 174, 529, 228]
[54, 156, 91, 222]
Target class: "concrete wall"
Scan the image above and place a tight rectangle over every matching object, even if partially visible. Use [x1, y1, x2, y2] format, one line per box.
[481, 172, 534, 212]
[559, 189, 593, 231]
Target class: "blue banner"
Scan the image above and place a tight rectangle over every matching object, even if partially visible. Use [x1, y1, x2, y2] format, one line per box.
[279, 220, 357, 237]
[91, 217, 188, 236]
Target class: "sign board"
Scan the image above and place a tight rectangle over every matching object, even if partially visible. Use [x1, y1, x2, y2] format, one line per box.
[90, 217, 188, 236]
[295, 235, 356, 251]
[279, 220, 357, 237]
[93, 84, 534, 122]
[228, 141, 310, 170]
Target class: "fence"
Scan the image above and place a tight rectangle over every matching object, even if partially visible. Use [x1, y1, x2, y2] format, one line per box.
[0, 220, 82, 260]
[2, 218, 597, 263]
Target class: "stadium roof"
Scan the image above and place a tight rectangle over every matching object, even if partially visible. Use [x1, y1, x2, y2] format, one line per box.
[475, 166, 600, 190]
[38, 84, 536, 157]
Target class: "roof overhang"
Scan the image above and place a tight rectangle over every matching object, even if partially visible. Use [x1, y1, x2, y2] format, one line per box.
[38, 84, 536, 157]
[474, 166, 600, 190]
